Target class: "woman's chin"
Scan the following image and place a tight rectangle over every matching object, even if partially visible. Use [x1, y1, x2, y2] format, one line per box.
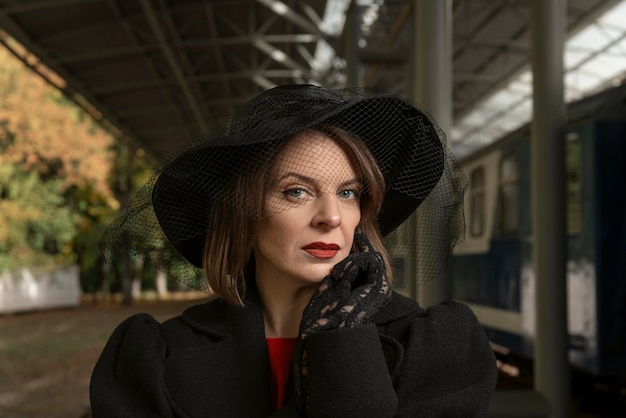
[294, 269, 331, 286]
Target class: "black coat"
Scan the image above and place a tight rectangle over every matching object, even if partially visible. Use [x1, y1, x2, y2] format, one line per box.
[90, 289, 497, 417]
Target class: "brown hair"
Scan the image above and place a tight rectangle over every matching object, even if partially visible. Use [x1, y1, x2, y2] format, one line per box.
[203, 124, 393, 306]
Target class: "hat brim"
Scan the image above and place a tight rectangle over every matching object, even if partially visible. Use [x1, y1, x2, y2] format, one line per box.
[153, 92, 444, 267]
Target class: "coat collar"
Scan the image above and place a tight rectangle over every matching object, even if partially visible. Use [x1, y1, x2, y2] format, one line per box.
[180, 283, 265, 339]
[164, 280, 275, 416]
[175, 277, 421, 395]
[179, 282, 420, 339]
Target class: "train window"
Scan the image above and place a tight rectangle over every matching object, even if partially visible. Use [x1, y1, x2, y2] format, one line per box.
[469, 167, 485, 236]
[498, 153, 519, 234]
[566, 133, 582, 234]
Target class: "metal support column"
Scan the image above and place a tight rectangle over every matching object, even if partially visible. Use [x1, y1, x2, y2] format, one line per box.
[530, 1, 571, 417]
[344, 1, 361, 88]
[414, 0, 452, 128]
[414, 0, 453, 307]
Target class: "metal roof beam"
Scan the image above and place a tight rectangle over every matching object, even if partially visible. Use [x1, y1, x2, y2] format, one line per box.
[56, 34, 319, 64]
[92, 68, 307, 94]
[0, 0, 98, 13]
[117, 70, 300, 118]
[121, 97, 242, 118]
[251, 73, 276, 90]
[139, 0, 208, 131]
[252, 36, 312, 80]
[458, 39, 530, 54]
[255, 0, 332, 41]
[158, 0, 211, 109]
[203, 2, 232, 99]
[566, 0, 625, 38]
[295, 43, 315, 68]
[0, 11, 141, 149]
[104, 0, 188, 141]
[300, 2, 324, 28]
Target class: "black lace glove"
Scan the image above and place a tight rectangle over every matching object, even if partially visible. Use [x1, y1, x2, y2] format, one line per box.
[293, 228, 392, 415]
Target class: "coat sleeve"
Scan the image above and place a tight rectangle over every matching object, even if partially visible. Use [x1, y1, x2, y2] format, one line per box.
[90, 313, 174, 418]
[392, 301, 498, 417]
[285, 300, 496, 418]
[295, 324, 399, 418]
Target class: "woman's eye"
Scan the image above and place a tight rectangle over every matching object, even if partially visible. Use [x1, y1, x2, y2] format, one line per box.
[283, 188, 310, 201]
[339, 189, 360, 199]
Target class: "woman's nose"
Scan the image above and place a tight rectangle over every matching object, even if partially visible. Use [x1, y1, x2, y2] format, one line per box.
[312, 193, 341, 228]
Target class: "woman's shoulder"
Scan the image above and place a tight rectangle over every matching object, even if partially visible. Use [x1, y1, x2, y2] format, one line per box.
[376, 294, 497, 415]
[161, 296, 234, 341]
[92, 297, 231, 376]
[90, 297, 237, 417]
[376, 291, 482, 323]
[100, 296, 228, 347]
[374, 292, 486, 344]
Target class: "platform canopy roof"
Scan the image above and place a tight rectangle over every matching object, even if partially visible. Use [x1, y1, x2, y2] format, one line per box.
[1, 0, 625, 159]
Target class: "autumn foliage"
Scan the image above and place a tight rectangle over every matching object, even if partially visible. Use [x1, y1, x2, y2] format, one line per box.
[0, 38, 118, 275]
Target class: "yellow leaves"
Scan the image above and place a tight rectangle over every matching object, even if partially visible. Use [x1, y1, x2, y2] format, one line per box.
[0, 40, 124, 272]
[0, 45, 116, 202]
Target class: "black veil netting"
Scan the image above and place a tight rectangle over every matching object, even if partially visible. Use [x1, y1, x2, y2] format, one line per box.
[100, 85, 467, 293]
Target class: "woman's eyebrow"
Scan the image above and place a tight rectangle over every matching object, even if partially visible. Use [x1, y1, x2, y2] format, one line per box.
[276, 172, 362, 188]
[338, 178, 363, 188]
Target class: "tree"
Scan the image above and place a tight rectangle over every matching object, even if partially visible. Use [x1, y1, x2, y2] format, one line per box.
[0, 37, 117, 280]
[0, 161, 77, 271]
[107, 142, 152, 304]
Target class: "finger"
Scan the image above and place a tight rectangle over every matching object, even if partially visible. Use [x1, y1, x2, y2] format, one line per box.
[299, 276, 350, 333]
[332, 252, 383, 281]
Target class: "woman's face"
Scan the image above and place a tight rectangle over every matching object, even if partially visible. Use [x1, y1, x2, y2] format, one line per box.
[255, 131, 362, 287]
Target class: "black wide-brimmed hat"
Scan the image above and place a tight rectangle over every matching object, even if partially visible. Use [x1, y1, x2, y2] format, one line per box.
[101, 84, 467, 291]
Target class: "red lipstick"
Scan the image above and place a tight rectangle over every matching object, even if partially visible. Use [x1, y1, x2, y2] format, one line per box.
[302, 242, 340, 259]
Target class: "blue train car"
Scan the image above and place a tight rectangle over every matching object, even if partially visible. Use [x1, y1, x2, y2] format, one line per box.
[449, 83, 626, 377]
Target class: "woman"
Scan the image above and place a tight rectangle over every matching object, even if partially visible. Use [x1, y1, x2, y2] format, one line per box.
[91, 84, 497, 417]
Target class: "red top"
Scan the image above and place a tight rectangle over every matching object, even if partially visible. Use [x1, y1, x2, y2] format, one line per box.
[266, 337, 298, 411]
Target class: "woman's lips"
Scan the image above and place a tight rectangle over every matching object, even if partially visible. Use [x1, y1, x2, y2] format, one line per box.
[302, 242, 340, 259]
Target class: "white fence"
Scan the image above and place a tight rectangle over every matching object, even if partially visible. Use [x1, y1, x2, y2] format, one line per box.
[0, 265, 81, 314]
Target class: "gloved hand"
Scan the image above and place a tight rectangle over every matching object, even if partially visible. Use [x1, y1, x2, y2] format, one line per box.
[293, 228, 392, 414]
[298, 228, 391, 337]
